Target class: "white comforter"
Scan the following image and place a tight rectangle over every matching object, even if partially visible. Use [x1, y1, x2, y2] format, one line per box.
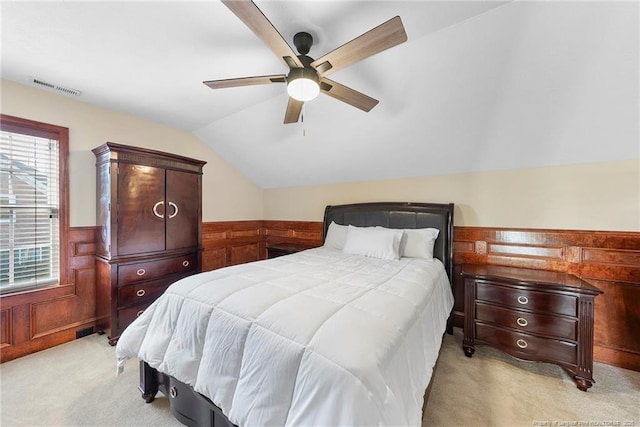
[116, 247, 454, 427]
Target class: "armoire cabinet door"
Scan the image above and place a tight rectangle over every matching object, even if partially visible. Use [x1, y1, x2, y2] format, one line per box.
[117, 164, 166, 255]
[165, 170, 199, 250]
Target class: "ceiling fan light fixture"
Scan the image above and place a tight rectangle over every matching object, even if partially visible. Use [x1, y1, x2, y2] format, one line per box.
[287, 68, 320, 102]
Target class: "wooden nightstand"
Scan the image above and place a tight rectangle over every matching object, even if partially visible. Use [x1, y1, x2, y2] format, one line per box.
[266, 243, 317, 259]
[461, 264, 602, 391]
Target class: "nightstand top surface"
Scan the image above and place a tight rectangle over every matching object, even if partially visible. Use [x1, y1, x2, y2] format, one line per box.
[266, 242, 319, 252]
[461, 264, 602, 295]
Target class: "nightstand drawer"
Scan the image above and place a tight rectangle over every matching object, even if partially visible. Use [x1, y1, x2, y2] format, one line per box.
[476, 323, 577, 365]
[476, 282, 577, 317]
[476, 302, 577, 341]
[118, 254, 197, 285]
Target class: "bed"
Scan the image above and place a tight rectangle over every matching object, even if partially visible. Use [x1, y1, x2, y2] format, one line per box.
[116, 202, 455, 426]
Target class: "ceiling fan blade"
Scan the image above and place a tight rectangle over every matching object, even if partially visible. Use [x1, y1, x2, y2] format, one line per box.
[311, 16, 407, 76]
[284, 97, 303, 124]
[222, 0, 304, 69]
[203, 75, 286, 90]
[320, 78, 379, 112]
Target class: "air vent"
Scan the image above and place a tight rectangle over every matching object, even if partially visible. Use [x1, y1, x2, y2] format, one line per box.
[75, 326, 94, 339]
[29, 76, 82, 96]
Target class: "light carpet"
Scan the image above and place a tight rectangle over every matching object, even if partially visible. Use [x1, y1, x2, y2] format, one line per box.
[1, 329, 638, 426]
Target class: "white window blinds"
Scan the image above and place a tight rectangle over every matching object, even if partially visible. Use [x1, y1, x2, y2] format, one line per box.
[0, 130, 60, 294]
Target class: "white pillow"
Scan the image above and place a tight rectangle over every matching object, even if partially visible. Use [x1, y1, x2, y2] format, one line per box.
[324, 221, 349, 249]
[342, 225, 404, 260]
[400, 228, 440, 259]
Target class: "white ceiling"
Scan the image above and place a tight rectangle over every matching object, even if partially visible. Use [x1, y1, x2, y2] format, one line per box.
[1, 1, 637, 188]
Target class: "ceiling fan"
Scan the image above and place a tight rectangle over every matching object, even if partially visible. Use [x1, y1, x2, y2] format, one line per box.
[204, 0, 408, 124]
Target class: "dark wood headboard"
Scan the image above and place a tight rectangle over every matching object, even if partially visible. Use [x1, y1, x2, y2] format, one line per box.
[323, 202, 454, 281]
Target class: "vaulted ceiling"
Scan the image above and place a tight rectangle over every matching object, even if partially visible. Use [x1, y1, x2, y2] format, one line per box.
[1, 1, 637, 188]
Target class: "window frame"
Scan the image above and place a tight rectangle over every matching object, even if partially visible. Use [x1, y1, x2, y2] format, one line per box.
[0, 114, 69, 295]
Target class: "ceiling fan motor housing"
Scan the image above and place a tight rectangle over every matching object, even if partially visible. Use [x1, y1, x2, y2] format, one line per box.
[286, 66, 319, 86]
[293, 31, 313, 55]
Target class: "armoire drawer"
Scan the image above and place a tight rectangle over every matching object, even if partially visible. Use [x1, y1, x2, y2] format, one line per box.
[475, 322, 577, 365]
[476, 302, 577, 341]
[117, 304, 152, 330]
[118, 253, 198, 285]
[117, 278, 175, 308]
[476, 282, 577, 317]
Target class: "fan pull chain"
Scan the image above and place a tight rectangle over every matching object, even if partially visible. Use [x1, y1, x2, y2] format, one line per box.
[302, 103, 306, 136]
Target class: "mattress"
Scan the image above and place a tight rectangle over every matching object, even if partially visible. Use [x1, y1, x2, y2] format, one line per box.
[116, 247, 454, 426]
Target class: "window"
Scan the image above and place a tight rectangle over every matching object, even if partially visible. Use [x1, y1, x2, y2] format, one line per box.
[0, 115, 68, 295]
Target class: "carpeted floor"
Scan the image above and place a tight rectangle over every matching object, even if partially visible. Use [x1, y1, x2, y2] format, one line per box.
[1, 329, 638, 426]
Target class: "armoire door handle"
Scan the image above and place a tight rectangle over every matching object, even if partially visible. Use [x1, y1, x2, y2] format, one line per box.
[152, 201, 164, 218]
[168, 202, 178, 218]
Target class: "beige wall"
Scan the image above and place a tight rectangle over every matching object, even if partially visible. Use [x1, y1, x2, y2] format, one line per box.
[1, 79, 263, 226]
[264, 160, 640, 231]
[3, 79, 638, 232]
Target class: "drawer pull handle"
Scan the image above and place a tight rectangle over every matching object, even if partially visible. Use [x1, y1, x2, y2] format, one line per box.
[136, 289, 146, 297]
[517, 296, 529, 305]
[516, 317, 528, 327]
[182, 260, 189, 267]
[136, 269, 146, 276]
[516, 339, 528, 349]
[136, 310, 144, 317]
[169, 386, 177, 398]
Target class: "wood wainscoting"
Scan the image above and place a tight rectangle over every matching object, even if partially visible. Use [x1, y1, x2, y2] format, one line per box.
[201, 220, 324, 270]
[0, 227, 98, 363]
[263, 220, 324, 250]
[201, 221, 265, 271]
[2, 222, 637, 372]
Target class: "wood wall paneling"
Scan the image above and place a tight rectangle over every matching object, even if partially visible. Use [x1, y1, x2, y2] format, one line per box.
[0, 309, 11, 348]
[264, 220, 324, 248]
[201, 221, 265, 271]
[230, 244, 260, 266]
[202, 248, 227, 272]
[2, 222, 637, 374]
[0, 227, 98, 363]
[201, 221, 323, 272]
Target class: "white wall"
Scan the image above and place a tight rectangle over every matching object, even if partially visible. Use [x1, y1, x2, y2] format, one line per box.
[197, 1, 638, 189]
[1, 79, 264, 226]
[260, 1, 640, 232]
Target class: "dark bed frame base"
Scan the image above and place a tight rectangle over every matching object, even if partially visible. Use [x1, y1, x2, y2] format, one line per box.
[138, 202, 455, 426]
[140, 360, 235, 427]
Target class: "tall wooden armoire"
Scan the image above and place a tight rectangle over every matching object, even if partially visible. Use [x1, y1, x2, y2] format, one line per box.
[93, 142, 206, 344]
